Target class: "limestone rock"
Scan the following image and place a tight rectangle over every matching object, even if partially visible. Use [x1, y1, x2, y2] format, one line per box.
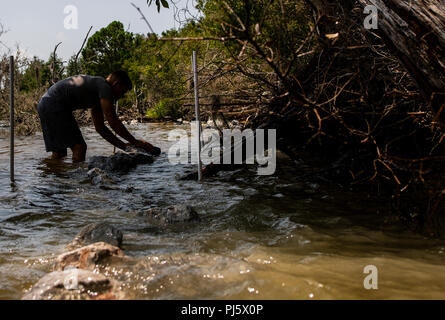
[72, 223, 123, 248]
[87, 168, 118, 185]
[177, 170, 199, 181]
[22, 269, 127, 300]
[177, 163, 229, 180]
[88, 152, 153, 174]
[56, 242, 126, 271]
[138, 204, 200, 226]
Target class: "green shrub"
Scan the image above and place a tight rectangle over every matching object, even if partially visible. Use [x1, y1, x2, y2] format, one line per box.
[145, 98, 181, 120]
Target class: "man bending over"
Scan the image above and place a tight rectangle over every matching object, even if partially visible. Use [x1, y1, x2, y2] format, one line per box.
[37, 71, 160, 162]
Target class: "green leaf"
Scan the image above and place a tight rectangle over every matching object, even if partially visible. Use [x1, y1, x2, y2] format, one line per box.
[161, 0, 169, 9]
[148, 0, 167, 11]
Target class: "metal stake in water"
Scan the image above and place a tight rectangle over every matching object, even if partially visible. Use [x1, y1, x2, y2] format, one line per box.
[113, 101, 118, 154]
[10, 56, 14, 182]
[192, 51, 202, 181]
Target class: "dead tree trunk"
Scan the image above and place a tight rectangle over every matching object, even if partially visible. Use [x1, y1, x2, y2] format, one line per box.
[310, 0, 445, 124]
[359, 0, 445, 125]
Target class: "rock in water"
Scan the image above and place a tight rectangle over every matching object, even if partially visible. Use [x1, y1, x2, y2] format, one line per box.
[87, 168, 118, 185]
[125, 145, 161, 157]
[88, 151, 153, 174]
[22, 269, 127, 300]
[177, 170, 199, 181]
[56, 242, 126, 271]
[176, 163, 237, 180]
[139, 204, 200, 226]
[72, 223, 123, 248]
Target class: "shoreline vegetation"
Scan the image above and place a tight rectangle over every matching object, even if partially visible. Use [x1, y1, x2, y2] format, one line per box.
[0, 0, 443, 236]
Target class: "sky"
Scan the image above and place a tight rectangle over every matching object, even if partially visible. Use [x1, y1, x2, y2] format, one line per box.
[0, 0, 199, 62]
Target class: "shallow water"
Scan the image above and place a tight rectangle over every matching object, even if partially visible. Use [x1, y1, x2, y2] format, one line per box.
[0, 123, 444, 300]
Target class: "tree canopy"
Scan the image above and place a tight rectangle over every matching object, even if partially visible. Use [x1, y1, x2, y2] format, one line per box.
[81, 21, 140, 77]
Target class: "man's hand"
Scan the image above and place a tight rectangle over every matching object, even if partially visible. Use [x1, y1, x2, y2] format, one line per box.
[133, 139, 161, 156]
[97, 99, 161, 155]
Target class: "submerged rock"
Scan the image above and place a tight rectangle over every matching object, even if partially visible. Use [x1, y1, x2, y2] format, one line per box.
[87, 168, 118, 185]
[108, 251, 253, 299]
[56, 242, 126, 271]
[72, 223, 123, 248]
[125, 145, 161, 157]
[22, 269, 127, 300]
[138, 204, 200, 226]
[88, 151, 153, 174]
[177, 170, 200, 181]
[177, 163, 240, 180]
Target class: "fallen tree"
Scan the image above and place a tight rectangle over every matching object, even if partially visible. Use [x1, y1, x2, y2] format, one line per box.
[193, 0, 444, 235]
[310, 0, 445, 125]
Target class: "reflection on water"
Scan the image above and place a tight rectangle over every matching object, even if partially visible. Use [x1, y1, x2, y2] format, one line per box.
[0, 124, 445, 299]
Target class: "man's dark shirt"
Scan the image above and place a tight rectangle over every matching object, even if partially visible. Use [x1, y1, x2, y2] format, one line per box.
[43, 75, 114, 111]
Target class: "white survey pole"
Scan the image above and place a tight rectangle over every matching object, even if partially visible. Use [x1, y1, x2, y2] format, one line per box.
[113, 101, 118, 154]
[9, 56, 14, 182]
[192, 51, 202, 181]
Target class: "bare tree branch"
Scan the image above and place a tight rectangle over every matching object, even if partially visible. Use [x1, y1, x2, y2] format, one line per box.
[51, 42, 62, 84]
[74, 26, 93, 74]
[131, 2, 155, 34]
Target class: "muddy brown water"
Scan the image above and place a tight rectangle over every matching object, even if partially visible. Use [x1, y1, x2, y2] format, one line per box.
[0, 123, 444, 299]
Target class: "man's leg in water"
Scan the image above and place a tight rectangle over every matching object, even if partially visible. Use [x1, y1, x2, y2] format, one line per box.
[37, 98, 86, 162]
[51, 149, 67, 160]
[71, 143, 87, 163]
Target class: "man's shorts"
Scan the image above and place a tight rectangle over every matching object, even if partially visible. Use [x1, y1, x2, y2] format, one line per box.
[37, 97, 86, 153]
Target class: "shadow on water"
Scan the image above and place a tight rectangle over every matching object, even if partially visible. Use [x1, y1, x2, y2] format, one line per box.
[0, 124, 445, 299]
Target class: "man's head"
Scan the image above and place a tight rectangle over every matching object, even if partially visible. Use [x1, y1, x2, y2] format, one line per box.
[106, 70, 133, 101]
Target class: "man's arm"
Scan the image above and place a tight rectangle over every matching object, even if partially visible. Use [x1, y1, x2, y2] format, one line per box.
[91, 105, 128, 150]
[99, 98, 138, 145]
[95, 99, 161, 155]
